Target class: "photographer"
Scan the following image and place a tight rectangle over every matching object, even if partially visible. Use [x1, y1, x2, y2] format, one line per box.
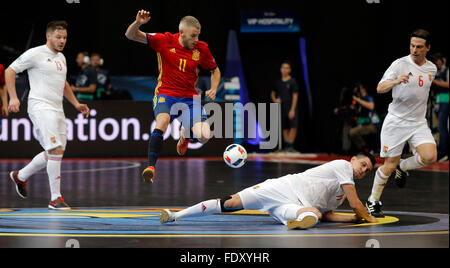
[349, 83, 380, 152]
[431, 53, 449, 162]
[334, 85, 357, 154]
[71, 51, 97, 101]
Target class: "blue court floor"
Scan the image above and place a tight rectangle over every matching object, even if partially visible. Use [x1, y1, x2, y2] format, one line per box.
[0, 157, 448, 248]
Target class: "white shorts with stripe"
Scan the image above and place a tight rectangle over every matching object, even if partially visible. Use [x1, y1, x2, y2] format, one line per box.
[29, 109, 67, 151]
[237, 179, 306, 225]
[380, 113, 436, 158]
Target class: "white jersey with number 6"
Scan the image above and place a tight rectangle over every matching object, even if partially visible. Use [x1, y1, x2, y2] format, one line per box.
[380, 55, 437, 123]
[9, 45, 67, 113]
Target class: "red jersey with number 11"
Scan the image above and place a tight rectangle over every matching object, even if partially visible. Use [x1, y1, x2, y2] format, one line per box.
[146, 32, 217, 98]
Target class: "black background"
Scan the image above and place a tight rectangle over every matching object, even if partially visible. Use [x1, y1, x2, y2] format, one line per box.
[1, 0, 448, 153]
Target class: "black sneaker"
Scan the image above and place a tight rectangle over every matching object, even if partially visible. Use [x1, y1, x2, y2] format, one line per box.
[9, 171, 28, 199]
[393, 166, 409, 188]
[366, 200, 385, 218]
[48, 197, 71, 210]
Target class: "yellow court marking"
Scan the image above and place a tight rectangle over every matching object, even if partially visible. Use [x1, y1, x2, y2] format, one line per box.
[335, 213, 399, 227]
[0, 209, 396, 226]
[227, 211, 399, 227]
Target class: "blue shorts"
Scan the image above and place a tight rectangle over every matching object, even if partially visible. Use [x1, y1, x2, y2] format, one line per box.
[153, 94, 208, 128]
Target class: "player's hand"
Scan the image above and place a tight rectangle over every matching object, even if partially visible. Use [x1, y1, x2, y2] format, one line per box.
[397, 74, 410, 85]
[1, 105, 8, 118]
[76, 103, 90, 118]
[288, 110, 295, 120]
[205, 89, 217, 101]
[366, 215, 378, 223]
[274, 98, 281, 104]
[136, 10, 151, 25]
[8, 98, 20, 113]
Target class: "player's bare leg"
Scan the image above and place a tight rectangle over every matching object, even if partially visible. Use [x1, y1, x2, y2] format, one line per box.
[415, 143, 438, 166]
[395, 143, 437, 188]
[143, 113, 170, 184]
[192, 121, 211, 144]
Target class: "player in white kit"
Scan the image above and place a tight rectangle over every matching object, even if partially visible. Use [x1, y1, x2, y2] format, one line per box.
[366, 29, 438, 217]
[5, 21, 90, 210]
[160, 152, 378, 229]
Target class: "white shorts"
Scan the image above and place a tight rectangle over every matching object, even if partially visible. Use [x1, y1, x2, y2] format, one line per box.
[380, 113, 436, 158]
[29, 110, 67, 151]
[238, 179, 306, 225]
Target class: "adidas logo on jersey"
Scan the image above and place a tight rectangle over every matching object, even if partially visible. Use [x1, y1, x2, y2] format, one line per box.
[170, 48, 176, 53]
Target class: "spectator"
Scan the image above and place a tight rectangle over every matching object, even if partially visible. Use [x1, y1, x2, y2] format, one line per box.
[271, 60, 300, 153]
[431, 53, 449, 162]
[71, 52, 97, 101]
[90, 53, 112, 99]
[0, 64, 8, 123]
[334, 85, 357, 154]
[349, 83, 380, 153]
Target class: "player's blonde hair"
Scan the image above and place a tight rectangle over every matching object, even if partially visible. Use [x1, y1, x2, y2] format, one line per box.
[179, 16, 201, 31]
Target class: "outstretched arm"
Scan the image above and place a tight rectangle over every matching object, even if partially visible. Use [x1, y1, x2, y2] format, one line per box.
[125, 10, 151, 44]
[322, 211, 361, 223]
[342, 184, 378, 223]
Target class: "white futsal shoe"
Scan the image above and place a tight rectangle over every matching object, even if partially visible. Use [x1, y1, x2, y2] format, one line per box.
[160, 209, 176, 224]
[287, 212, 318, 230]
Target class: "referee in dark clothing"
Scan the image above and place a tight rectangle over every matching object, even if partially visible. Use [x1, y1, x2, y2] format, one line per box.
[271, 61, 300, 153]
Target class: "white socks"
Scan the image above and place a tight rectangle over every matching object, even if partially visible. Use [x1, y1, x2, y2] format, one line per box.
[18, 152, 48, 182]
[17, 152, 64, 201]
[46, 154, 63, 201]
[400, 154, 425, 172]
[369, 168, 390, 202]
[174, 199, 222, 220]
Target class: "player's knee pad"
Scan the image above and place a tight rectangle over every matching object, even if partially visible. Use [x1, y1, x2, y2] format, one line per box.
[220, 196, 243, 213]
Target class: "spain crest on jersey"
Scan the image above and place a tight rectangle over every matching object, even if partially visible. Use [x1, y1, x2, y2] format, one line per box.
[192, 50, 200, 61]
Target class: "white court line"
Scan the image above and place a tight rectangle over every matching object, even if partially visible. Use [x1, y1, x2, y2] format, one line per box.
[0, 161, 142, 175]
[250, 158, 449, 174]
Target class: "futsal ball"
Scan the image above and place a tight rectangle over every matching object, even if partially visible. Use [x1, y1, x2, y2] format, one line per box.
[223, 144, 247, 168]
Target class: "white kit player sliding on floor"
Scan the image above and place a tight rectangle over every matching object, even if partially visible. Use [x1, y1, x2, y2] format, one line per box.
[5, 21, 90, 210]
[160, 152, 378, 229]
[366, 29, 438, 217]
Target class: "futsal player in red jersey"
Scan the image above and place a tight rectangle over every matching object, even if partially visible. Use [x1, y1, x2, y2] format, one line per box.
[126, 10, 221, 184]
[0, 64, 8, 119]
